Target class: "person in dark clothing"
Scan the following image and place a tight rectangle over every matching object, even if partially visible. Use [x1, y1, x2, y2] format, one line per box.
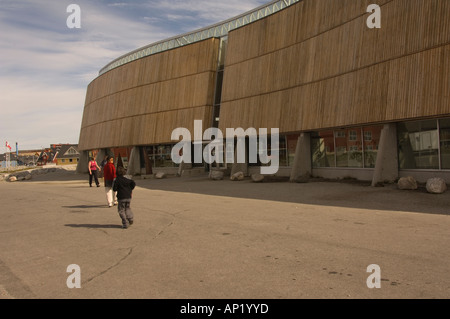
[113, 166, 136, 229]
[99, 155, 108, 178]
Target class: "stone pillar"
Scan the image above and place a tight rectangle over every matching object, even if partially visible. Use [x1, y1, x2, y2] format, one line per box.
[231, 141, 248, 176]
[371, 123, 399, 186]
[290, 133, 311, 182]
[127, 146, 141, 176]
[76, 150, 90, 174]
[177, 161, 187, 176]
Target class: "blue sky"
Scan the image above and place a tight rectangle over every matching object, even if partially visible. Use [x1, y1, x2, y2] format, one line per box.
[0, 0, 269, 151]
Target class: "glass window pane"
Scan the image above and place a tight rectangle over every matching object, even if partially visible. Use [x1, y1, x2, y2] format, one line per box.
[192, 143, 205, 167]
[335, 129, 347, 167]
[147, 146, 155, 168]
[363, 125, 383, 168]
[277, 136, 288, 167]
[257, 134, 285, 168]
[335, 129, 363, 168]
[398, 120, 439, 169]
[440, 118, 450, 169]
[287, 134, 300, 167]
[155, 145, 176, 167]
[225, 141, 234, 164]
[145, 145, 177, 168]
[312, 130, 335, 168]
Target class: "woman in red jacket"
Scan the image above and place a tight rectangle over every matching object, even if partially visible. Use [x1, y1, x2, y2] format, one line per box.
[103, 156, 117, 207]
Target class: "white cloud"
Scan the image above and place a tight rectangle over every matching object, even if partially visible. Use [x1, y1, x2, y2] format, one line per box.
[152, 0, 269, 22]
[107, 3, 130, 7]
[0, 0, 173, 149]
[0, 0, 270, 150]
[0, 76, 85, 150]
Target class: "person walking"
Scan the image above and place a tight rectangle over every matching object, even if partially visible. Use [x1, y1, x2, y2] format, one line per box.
[88, 157, 101, 187]
[99, 155, 108, 178]
[113, 166, 136, 229]
[103, 156, 117, 207]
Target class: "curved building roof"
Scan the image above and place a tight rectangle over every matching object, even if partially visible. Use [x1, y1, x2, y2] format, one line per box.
[98, 0, 301, 75]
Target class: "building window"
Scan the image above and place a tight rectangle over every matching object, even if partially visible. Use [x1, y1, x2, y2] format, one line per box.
[67, 148, 78, 155]
[335, 129, 362, 168]
[287, 134, 300, 167]
[336, 131, 346, 138]
[440, 118, 450, 169]
[398, 120, 439, 170]
[145, 145, 179, 168]
[397, 118, 450, 170]
[278, 136, 288, 167]
[248, 134, 288, 167]
[363, 126, 382, 168]
[311, 130, 335, 168]
[312, 125, 382, 169]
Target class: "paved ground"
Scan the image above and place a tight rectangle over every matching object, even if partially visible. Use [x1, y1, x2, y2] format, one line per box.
[0, 167, 449, 299]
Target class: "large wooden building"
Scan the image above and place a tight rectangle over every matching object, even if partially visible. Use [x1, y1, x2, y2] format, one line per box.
[77, 0, 450, 183]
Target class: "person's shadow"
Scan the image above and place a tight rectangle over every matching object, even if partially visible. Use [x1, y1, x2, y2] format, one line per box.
[63, 204, 121, 229]
[65, 224, 122, 229]
[63, 205, 107, 209]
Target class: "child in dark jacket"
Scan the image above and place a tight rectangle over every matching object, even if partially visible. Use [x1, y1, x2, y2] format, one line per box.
[113, 166, 136, 229]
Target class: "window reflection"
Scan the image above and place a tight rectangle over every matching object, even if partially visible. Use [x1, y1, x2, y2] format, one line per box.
[363, 126, 382, 168]
[145, 145, 178, 168]
[250, 135, 288, 167]
[440, 118, 450, 169]
[287, 134, 300, 167]
[398, 120, 439, 169]
[312, 125, 382, 169]
[312, 130, 335, 168]
[335, 129, 363, 168]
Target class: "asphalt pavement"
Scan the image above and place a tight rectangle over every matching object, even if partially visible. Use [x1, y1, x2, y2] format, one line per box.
[0, 167, 449, 299]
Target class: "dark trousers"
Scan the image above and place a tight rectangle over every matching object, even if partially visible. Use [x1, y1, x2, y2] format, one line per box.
[89, 170, 99, 186]
[118, 199, 134, 227]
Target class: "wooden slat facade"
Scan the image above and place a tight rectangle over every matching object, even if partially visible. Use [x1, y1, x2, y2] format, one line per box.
[219, 0, 450, 134]
[79, 0, 449, 152]
[78, 38, 220, 151]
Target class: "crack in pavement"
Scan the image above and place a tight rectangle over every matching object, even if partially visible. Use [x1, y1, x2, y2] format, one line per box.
[83, 247, 134, 285]
[148, 209, 189, 218]
[0, 259, 35, 298]
[155, 222, 174, 237]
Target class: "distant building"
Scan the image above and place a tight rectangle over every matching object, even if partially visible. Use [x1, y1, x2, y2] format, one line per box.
[1, 148, 41, 167]
[35, 144, 79, 166]
[55, 144, 80, 165]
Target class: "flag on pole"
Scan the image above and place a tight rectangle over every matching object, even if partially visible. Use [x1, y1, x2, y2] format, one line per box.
[5, 141, 12, 151]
